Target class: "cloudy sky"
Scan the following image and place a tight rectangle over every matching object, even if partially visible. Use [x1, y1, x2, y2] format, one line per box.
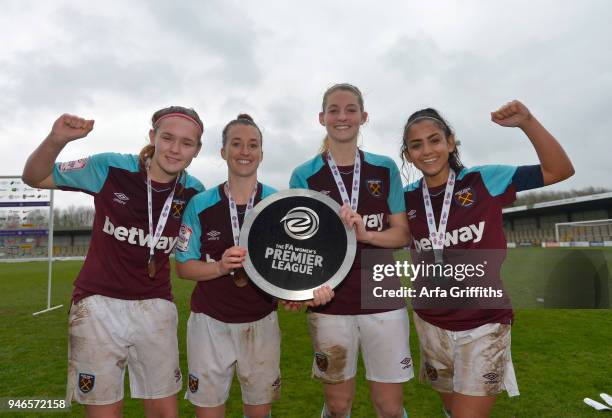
[2, 0, 610, 208]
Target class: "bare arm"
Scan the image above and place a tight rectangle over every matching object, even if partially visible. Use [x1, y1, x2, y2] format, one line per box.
[22, 114, 94, 189]
[175, 246, 245, 281]
[339, 205, 410, 248]
[491, 100, 574, 185]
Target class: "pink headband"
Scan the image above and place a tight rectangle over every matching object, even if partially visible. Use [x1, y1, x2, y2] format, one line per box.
[153, 113, 203, 133]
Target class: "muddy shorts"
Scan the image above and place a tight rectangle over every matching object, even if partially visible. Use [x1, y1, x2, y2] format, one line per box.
[185, 311, 281, 407]
[413, 312, 519, 397]
[307, 308, 413, 384]
[66, 295, 181, 405]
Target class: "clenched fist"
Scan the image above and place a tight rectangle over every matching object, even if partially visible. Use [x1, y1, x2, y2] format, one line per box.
[491, 100, 532, 128]
[49, 114, 95, 144]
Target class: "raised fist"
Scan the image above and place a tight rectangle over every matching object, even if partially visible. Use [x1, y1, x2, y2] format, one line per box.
[49, 114, 95, 144]
[491, 100, 532, 128]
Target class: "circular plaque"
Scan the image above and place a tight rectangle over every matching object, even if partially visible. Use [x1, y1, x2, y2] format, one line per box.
[240, 189, 357, 301]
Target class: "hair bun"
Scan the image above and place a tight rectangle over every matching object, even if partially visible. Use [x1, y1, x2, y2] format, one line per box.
[237, 113, 254, 122]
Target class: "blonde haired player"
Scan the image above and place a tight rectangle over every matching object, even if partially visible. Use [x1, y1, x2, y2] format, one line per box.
[290, 83, 413, 418]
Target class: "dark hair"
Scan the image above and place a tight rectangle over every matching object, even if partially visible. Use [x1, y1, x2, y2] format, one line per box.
[139, 105, 204, 168]
[221, 113, 263, 147]
[400, 108, 464, 182]
[320, 83, 365, 153]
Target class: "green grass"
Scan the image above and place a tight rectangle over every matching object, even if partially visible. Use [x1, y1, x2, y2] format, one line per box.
[0, 249, 611, 417]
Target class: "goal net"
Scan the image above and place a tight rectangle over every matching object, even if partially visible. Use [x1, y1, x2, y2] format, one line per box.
[555, 219, 612, 243]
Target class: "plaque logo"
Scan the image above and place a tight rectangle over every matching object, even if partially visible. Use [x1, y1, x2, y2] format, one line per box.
[280, 206, 319, 240]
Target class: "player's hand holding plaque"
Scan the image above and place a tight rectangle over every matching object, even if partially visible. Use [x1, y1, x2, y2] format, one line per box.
[240, 189, 356, 301]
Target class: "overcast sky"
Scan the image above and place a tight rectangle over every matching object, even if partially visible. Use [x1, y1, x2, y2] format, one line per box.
[2, 0, 611, 208]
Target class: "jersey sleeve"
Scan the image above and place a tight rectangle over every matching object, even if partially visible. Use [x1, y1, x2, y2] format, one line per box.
[387, 160, 406, 214]
[512, 165, 544, 192]
[175, 198, 203, 262]
[469, 165, 517, 197]
[185, 173, 206, 193]
[289, 169, 307, 189]
[52, 153, 117, 194]
[465, 164, 545, 207]
[261, 184, 278, 198]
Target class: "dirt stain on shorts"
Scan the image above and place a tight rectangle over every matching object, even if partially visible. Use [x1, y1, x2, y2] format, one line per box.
[70, 302, 90, 328]
[116, 358, 127, 369]
[271, 376, 281, 401]
[322, 345, 347, 382]
[136, 300, 152, 312]
[70, 335, 87, 353]
[480, 325, 509, 395]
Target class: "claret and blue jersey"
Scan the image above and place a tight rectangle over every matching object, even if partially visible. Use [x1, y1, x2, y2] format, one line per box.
[404, 164, 544, 330]
[176, 183, 277, 323]
[53, 152, 204, 303]
[290, 150, 406, 315]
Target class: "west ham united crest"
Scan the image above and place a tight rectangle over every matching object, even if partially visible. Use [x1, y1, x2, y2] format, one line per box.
[171, 199, 186, 218]
[425, 362, 438, 381]
[188, 373, 199, 393]
[367, 179, 383, 197]
[78, 373, 95, 393]
[240, 189, 356, 300]
[454, 186, 476, 208]
[315, 352, 329, 372]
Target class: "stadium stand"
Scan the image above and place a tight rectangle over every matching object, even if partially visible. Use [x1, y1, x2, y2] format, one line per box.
[503, 192, 612, 246]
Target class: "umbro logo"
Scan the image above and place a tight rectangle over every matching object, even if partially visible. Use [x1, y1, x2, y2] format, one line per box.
[400, 357, 412, 369]
[408, 209, 417, 220]
[113, 192, 129, 205]
[319, 190, 331, 195]
[207, 230, 221, 241]
[483, 372, 500, 383]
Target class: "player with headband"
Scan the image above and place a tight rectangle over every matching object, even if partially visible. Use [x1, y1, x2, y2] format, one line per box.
[22, 107, 205, 418]
[401, 101, 574, 418]
[289, 83, 413, 418]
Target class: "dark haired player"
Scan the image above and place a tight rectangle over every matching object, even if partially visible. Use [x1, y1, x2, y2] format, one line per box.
[401, 100, 574, 418]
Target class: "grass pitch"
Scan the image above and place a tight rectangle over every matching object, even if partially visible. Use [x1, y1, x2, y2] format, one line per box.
[0, 248, 610, 417]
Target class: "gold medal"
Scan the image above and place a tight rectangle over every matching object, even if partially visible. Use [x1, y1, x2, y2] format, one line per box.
[147, 257, 156, 279]
[232, 268, 248, 287]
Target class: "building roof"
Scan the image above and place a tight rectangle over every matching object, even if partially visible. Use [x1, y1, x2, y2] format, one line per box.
[503, 192, 612, 216]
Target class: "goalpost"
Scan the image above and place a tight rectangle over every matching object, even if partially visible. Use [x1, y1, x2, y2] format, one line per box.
[555, 219, 612, 243]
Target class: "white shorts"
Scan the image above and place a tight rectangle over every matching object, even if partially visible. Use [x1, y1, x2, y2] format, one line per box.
[185, 311, 281, 407]
[66, 295, 182, 405]
[413, 313, 519, 397]
[307, 308, 414, 384]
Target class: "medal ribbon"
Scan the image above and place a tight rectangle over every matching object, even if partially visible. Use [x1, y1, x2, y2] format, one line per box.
[421, 170, 456, 263]
[326, 148, 361, 212]
[225, 181, 258, 246]
[146, 159, 179, 277]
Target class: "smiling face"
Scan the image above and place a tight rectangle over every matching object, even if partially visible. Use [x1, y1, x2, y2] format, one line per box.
[221, 124, 263, 178]
[319, 89, 368, 145]
[147, 116, 201, 182]
[403, 119, 456, 187]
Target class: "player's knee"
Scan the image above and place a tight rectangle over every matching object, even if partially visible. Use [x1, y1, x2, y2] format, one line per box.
[372, 401, 405, 418]
[326, 398, 352, 417]
[243, 404, 271, 418]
